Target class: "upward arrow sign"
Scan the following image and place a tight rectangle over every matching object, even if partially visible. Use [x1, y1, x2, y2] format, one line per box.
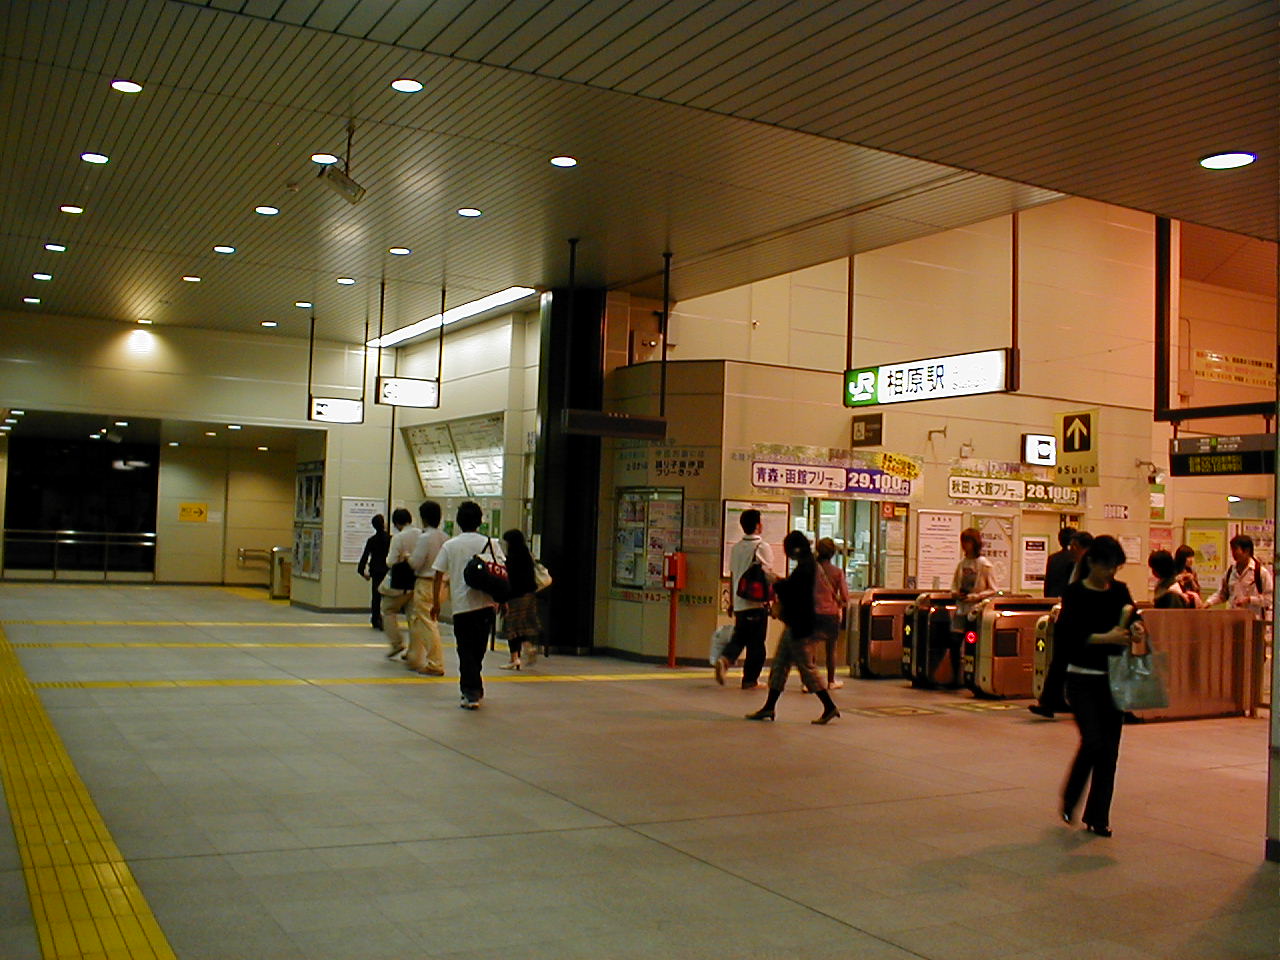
[1064, 414, 1091, 451]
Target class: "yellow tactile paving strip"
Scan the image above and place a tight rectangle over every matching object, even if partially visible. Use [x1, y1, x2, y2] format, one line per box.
[0, 625, 177, 960]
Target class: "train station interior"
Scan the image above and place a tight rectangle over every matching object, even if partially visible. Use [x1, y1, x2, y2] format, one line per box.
[1, 2, 1277, 959]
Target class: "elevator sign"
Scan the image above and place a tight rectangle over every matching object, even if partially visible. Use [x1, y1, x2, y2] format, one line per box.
[844, 349, 1011, 407]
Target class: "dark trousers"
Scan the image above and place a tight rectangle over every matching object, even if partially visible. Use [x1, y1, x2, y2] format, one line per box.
[369, 572, 386, 627]
[453, 607, 496, 703]
[1037, 649, 1070, 711]
[721, 608, 768, 687]
[1063, 673, 1124, 827]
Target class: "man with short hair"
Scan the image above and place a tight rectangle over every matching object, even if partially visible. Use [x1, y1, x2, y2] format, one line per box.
[405, 500, 446, 676]
[1042, 527, 1077, 599]
[431, 501, 504, 709]
[1205, 534, 1273, 616]
[1030, 529, 1092, 719]
[380, 508, 419, 659]
[716, 509, 776, 690]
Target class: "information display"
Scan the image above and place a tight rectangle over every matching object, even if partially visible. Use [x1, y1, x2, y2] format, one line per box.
[403, 413, 505, 498]
[1169, 434, 1275, 477]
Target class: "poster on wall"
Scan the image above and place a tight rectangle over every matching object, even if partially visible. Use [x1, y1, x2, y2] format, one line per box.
[340, 498, 386, 564]
[292, 524, 322, 580]
[295, 461, 324, 522]
[1021, 535, 1050, 592]
[721, 500, 790, 578]
[915, 511, 963, 591]
[613, 488, 684, 589]
[1149, 526, 1174, 556]
[974, 514, 1014, 594]
[1185, 520, 1228, 585]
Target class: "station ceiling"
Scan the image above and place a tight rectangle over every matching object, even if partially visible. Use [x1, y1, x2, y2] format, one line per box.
[1, 0, 1274, 345]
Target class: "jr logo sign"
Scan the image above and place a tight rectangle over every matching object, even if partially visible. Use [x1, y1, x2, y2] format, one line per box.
[845, 368, 877, 405]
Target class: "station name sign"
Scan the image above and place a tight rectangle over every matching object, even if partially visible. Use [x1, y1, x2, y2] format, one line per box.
[1169, 434, 1275, 477]
[844, 348, 1012, 407]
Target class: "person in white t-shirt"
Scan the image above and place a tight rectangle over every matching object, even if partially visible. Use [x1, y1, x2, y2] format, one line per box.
[405, 500, 447, 676]
[715, 509, 776, 689]
[379, 508, 419, 660]
[431, 501, 505, 709]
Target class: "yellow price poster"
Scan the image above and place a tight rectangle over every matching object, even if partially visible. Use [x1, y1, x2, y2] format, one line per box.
[1185, 521, 1227, 584]
[877, 451, 921, 480]
[179, 502, 208, 523]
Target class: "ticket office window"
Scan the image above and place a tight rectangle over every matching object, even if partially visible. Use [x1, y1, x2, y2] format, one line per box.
[790, 497, 881, 591]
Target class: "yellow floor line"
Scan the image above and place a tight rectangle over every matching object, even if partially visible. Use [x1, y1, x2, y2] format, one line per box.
[0, 625, 177, 960]
[219, 587, 288, 604]
[1, 621, 357, 627]
[33, 671, 708, 689]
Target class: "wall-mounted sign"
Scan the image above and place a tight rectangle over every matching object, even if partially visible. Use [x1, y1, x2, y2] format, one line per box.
[1103, 503, 1130, 520]
[850, 413, 883, 447]
[178, 502, 208, 522]
[1191, 348, 1274, 389]
[1054, 408, 1099, 486]
[1169, 434, 1276, 477]
[752, 461, 912, 497]
[844, 348, 1011, 407]
[1021, 433, 1056, 466]
[376, 376, 439, 408]
[309, 396, 364, 424]
[948, 471, 1081, 508]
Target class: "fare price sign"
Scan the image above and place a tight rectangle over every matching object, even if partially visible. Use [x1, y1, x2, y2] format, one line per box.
[844, 348, 1010, 407]
[752, 461, 913, 497]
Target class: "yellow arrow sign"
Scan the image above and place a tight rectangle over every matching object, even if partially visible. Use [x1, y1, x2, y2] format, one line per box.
[179, 502, 208, 522]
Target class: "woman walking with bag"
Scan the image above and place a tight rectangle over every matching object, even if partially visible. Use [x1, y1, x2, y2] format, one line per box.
[745, 531, 839, 725]
[812, 537, 850, 690]
[499, 529, 541, 670]
[1056, 535, 1143, 837]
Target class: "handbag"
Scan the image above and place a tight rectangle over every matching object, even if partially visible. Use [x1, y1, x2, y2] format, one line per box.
[1107, 639, 1169, 711]
[533, 559, 553, 593]
[387, 560, 415, 592]
[735, 544, 773, 603]
[463, 539, 510, 602]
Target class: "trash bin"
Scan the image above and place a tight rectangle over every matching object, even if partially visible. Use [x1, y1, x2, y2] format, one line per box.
[270, 546, 292, 599]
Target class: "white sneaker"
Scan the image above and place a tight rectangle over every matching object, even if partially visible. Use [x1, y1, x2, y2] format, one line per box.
[459, 696, 480, 710]
[829, 679, 845, 690]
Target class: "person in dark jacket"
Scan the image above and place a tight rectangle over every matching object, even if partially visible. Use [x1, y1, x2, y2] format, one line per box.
[499, 529, 541, 670]
[745, 531, 840, 725]
[1056, 535, 1142, 837]
[1042, 527, 1077, 599]
[356, 514, 390, 629]
[1030, 529, 1092, 718]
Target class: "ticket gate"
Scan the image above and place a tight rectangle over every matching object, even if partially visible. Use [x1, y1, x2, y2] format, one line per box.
[850, 589, 922, 678]
[1032, 604, 1061, 700]
[966, 596, 1059, 697]
[902, 592, 957, 687]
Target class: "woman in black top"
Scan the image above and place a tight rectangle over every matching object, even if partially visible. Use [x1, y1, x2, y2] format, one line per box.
[745, 531, 839, 725]
[499, 529, 541, 670]
[1056, 535, 1143, 837]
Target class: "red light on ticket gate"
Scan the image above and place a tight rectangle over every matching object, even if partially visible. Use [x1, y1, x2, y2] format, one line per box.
[965, 631, 977, 644]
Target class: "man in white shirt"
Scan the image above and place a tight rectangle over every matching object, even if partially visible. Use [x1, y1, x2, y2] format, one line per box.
[1204, 534, 1273, 618]
[405, 500, 447, 676]
[431, 501, 504, 709]
[716, 509, 776, 690]
[380, 508, 419, 659]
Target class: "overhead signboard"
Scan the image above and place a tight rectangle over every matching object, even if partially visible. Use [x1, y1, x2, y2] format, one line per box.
[376, 376, 439, 408]
[1169, 434, 1276, 476]
[309, 396, 364, 424]
[843, 348, 1011, 407]
[1054, 408, 1099, 486]
[1021, 433, 1056, 466]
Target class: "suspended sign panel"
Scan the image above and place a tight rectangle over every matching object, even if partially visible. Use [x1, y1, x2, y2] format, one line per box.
[844, 349, 1010, 407]
[1169, 434, 1276, 476]
[309, 396, 363, 424]
[376, 376, 439, 408]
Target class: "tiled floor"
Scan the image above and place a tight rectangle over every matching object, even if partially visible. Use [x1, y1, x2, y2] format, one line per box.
[0, 583, 1276, 960]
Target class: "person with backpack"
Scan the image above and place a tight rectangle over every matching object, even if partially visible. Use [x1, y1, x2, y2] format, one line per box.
[715, 509, 776, 690]
[431, 501, 505, 710]
[1204, 534, 1273, 617]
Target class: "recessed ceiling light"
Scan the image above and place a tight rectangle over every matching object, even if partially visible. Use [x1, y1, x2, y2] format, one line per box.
[257, 445, 269, 451]
[205, 431, 217, 437]
[294, 301, 312, 308]
[182, 275, 201, 282]
[255, 205, 279, 216]
[23, 297, 40, 304]
[457, 207, 482, 218]
[136, 318, 152, 325]
[390, 78, 423, 93]
[45, 243, 67, 252]
[336, 277, 356, 285]
[60, 205, 84, 214]
[111, 79, 142, 93]
[168, 441, 179, 447]
[311, 153, 340, 165]
[1200, 152, 1256, 170]
[89, 433, 101, 439]
[11, 410, 24, 415]
[550, 155, 578, 167]
[261, 320, 278, 327]
[4, 418, 16, 424]
[81, 152, 109, 164]
[1227, 495, 1242, 502]
[114, 420, 128, 426]
[228, 424, 242, 430]
[388, 246, 411, 255]
[33, 273, 52, 281]
[213, 245, 236, 254]
[0, 426, 11, 432]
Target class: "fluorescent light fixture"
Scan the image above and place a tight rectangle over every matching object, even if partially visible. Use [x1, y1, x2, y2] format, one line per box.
[368, 286, 538, 348]
[261, 320, 278, 327]
[257, 446, 269, 451]
[23, 297, 40, 304]
[4, 418, 16, 424]
[89, 433, 101, 439]
[311, 153, 340, 164]
[457, 207, 482, 217]
[182, 275, 201, 282]
[1200, 152, 1256, 170]
[111, 79, 142, 93]
[60, 205, 84, 214]
[255, 205, 279, 215]
[0, 426, 10, 432]
[33, 273, 52, 281]
[204, 431, 217, 437]
[376, 376, 439, 408]
[114, 420, 128, 426]
[390, 78, 423, 93]
[294, 301, 312, 308]
[309, 396, 364, 424]
[45, 243, 67, 252]
[550, 155, 578, 167]
[213, 245, 235, 254]
[81, 152, 109, 164]
[1227, 495, 1242, 502]
[336, 277, 356, 285]
[168, 441, 179, 446]
[388, 246, 411, 255]
[228, 424, 241, 430]
[137, 318, 152, 324]
[11, 410, 24, 415]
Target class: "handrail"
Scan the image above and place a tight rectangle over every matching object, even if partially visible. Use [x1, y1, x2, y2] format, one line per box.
[2, 528, 158, 580]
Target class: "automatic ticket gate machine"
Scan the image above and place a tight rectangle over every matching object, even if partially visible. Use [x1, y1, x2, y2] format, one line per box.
[902, 592, 957, 687]
[851, 589, 922, 678]
[1032, 604, 1062, 700]
[965, 596, 1059, 697]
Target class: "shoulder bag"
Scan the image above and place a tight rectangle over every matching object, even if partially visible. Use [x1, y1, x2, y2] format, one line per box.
[533, 558, 553, 593]
[387, 559, 415, 592]
[1107, 635, 1169, 711]
[735, 544, 773, 603]
[463, 539, 510, 602]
